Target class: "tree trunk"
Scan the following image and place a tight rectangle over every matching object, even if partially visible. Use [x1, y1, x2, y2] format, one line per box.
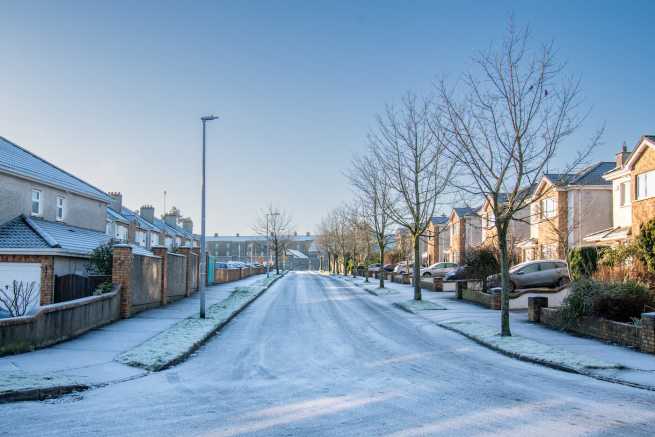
[379, 246, 385, 289]
[413, 234, 421, 301]
[275, 243, 280, 274]
[498, 225, 511, 336]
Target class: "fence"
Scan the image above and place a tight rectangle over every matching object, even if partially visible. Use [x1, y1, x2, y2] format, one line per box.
[54, 274, 111, 303]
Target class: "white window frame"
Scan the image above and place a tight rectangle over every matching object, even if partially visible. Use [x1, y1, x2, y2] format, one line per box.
[636, 170, 655, 200]
[541, 197, 556, 219]
[56, 196, 65, 221]
[135, 230, 147, 247]
[31, 189, 42, 216]
[150, 232, 160, 247]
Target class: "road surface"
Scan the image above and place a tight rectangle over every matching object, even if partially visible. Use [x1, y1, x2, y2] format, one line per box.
[1, 272, 654, 436]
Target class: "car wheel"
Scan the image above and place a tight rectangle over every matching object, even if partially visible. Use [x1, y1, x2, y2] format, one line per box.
[509, 281, 516, 292]
[422, 272, 431, 278]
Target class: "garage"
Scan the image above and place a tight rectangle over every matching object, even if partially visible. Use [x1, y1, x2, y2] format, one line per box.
[0, 262, 41, 317]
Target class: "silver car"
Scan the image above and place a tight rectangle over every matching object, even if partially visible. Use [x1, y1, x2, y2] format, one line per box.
[420, 262, 458, 278]
[487, 259, 570, 291]
[393, 262, 413, 274]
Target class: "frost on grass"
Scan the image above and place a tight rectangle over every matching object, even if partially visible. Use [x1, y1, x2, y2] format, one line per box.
[117, 275, 281, 371]
[0, 371, 83, 396]
[441, 321, 621, 371]
[395, 299, 446, 312]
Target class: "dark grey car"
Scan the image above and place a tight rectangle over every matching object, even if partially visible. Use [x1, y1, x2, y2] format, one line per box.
[487, 260, 570, 291]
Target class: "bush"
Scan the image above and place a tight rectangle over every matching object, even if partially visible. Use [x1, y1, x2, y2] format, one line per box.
[637, 218, 655, 272]
[567, 247, 598, 280]
[464, 248, 499, 290]
[93, 281, 113, 295]
[598, 243, 642, 269]
[560, 279, 655, 324]
[90, 242, 113, 275]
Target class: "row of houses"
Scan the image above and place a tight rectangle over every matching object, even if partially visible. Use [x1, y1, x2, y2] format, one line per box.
[421, 136, 655, 266]
[0, 136, 199, 307]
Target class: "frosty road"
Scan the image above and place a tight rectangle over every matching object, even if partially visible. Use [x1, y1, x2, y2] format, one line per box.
[1, 272, 654, 436]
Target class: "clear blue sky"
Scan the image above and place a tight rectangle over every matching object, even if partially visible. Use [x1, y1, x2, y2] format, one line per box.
[1, 1, 654, 235]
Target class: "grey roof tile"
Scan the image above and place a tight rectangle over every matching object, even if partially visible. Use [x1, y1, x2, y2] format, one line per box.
[28, 217, 111, 254]
[0, 216, 50, 249]
[0, 136, 112, 203]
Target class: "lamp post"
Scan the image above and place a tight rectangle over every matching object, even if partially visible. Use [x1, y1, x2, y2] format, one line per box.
[199, 115, 218, 319]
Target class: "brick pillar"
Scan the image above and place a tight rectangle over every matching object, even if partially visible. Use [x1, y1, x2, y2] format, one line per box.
[528, 296, 549, 322]
[127, 221, 137, 244]
[176, 247, 193, 296]
[640, 312, 655, 354]
[433, 277, 443, 292]
[152, 246, 168, 305]
[112, 245, 133, 318]
[456, 281, 465, 299]
[40, 256, 55, 305]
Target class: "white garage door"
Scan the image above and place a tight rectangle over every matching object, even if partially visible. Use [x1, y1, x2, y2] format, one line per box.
[0, 263, 41, 316]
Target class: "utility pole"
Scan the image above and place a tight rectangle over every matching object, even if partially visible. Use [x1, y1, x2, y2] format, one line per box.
[199, 115, 218, 319]
[265, 212, 280, 277]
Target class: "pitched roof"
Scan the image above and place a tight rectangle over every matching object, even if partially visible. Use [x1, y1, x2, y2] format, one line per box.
[453, 207, 478, 217]
[0, 215, 111, 256]
[430, 216, 449, 225]
[107, 208, 130, 225]
[120, 207, 159, 232]
[0, 136, 112, 203]
[544, 162, 615, 187]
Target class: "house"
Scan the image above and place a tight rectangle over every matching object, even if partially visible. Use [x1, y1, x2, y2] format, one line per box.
[105, 193, 163, 249]
[517, 161, 614, 261]
[584, 145, 633, 245]
[446, 207, 482, 264]
[425, 216, 449, 265]
[0, 136, 112, 306]
[479, 189, 532, 262]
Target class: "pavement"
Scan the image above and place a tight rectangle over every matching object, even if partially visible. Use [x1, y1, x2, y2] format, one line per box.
[342, 274, 655, 390]
[0, 274, 267, 395]
[1, 272, 654, 436]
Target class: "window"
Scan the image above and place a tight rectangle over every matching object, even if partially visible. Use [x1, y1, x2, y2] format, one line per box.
[135, 230, 146, 247]
[115, 224, 128, 242]
[106, 221, 112, 236]
[519, 263, 540, 274]
[636, 170, 655, 200]
[541, 197, 556, 219]
[31, 189, 42, 216]
[56, 196, 65, 221]
[619, 181, 631, 206]
[540, 243, 558, 259]
[151, 232, 160, 247]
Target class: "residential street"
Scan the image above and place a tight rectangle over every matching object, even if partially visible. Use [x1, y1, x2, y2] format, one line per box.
[1, 272, 654, 436]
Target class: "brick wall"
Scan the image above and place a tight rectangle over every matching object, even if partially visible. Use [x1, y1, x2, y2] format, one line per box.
[631, 146, 655, 236]
[0, 254, 54, 305]
[641, 313, 655, 353]
[112, 245, 133, 318]
[461, 288, 501, 309]
[151, 246, 168, 305]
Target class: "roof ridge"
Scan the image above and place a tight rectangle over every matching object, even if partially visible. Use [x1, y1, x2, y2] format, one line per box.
[0, 136, 111, 202]
[24, 215, 59, 247]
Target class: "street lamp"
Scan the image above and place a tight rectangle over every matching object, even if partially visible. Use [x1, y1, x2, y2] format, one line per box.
[199, 115, 218, 319]
[265, 212, 280, 278]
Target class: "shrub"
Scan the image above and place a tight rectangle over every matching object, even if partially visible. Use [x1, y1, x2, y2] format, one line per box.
[93, 281, 113, 295]
[567, 247, 598, 280]
[464, 248, 499, 290]
[598, 243, 642, 269]
[560, 279, 655, 324]
[90, 242, 113, 275]
[637, 218, 655, 272]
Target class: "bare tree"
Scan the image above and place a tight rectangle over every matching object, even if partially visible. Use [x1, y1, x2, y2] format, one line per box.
[0, 280, 38, 317]
[374, 94, 455, 300]
[348, 153, 394, 288]
[435, 23, 601, 335]
[254, 204, 293, 275]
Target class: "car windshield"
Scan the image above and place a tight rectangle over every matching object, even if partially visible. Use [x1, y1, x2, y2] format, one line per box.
[509, 262, 532, 273]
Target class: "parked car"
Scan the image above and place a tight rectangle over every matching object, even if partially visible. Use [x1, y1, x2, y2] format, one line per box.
[383, 264, 396, 272]
[368, 263, 382, 273]
[420, 262, 458, 278]
[486, 259, 570, 292]
[393, 262, 413, 274]
[215, 262, 229, 269]
[444, 265, 472, 281]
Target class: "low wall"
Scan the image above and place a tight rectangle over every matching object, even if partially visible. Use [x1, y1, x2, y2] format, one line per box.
[0, 286, 120, 356]
[129, 254, 162, 313]
[508, 287, 570, 310]
[461, 288, 501, 310]
[167, 253, 187, 301]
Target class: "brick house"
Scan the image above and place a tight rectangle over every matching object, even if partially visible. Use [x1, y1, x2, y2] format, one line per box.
[425, 216, 449, 265]
[446, 207, 482, 264]
[0, 136, 112, 307]
[517, 162, 614, 261]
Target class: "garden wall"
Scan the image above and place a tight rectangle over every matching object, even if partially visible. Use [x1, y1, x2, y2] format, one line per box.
[461, 288, 501, 310]
[167, 253, 187, 301]
[0, 286, 120, 356]
[129, 253, 162, 312]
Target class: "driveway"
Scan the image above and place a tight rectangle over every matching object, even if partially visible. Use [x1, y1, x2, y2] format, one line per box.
[1, 272, 654, 436]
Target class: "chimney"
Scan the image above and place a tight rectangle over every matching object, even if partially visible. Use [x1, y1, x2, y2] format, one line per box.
[213, 233, 218, 237]
[616, 142, 630, 168]
[236, 233, 240, 237]
[108, 192, 122, 213]
[306, 232, 310, 236]
[181, 217, 193, 233]
[164, 212, 177, 227]
[140, 205, 155, 223]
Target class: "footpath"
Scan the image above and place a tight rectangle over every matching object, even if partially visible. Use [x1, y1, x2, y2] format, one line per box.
[0, 273, 283, 402]
[338, 274, 655, 391]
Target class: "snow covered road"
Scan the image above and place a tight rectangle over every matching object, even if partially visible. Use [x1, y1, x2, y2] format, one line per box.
[1, 272, 654, 436]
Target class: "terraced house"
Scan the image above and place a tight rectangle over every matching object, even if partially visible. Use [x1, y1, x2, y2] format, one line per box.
[446, 206, 481, 264]
[0, 136, 112, 306]
[517, 161, 614, 261]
